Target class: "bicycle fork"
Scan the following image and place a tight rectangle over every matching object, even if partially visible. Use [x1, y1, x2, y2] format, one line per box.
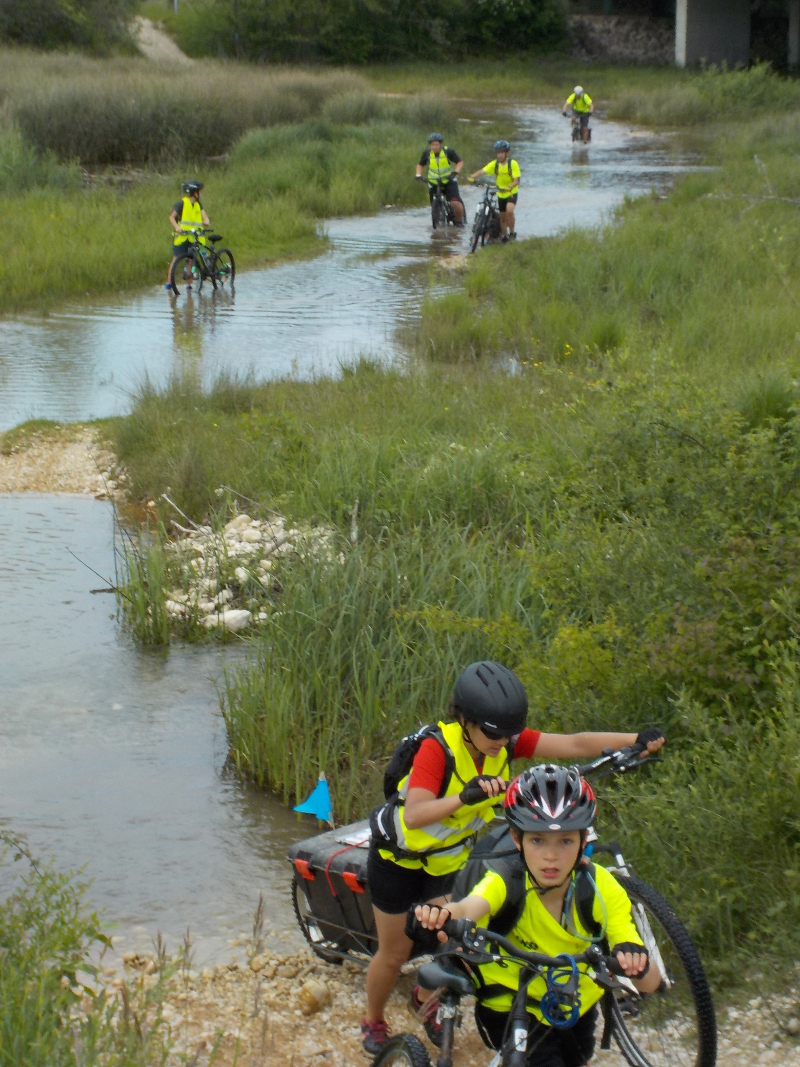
[435, 992, 462, 1067]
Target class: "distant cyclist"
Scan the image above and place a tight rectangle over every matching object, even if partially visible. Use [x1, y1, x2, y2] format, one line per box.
[563, 86, 594, 143]
[166, 180, 210, 292]
[416, 134, 465, 225]
[468, 140, 520, 243]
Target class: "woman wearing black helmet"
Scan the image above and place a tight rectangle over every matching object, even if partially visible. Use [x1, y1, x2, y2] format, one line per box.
[361, 661, 665, 1053]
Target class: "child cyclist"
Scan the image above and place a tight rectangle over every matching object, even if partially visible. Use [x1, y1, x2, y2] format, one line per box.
[416, 765, 661, 1067]
[361, 661, 665, 1053]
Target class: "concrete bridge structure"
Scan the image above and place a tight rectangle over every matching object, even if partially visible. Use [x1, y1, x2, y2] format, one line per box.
[675, 0, 800, 67]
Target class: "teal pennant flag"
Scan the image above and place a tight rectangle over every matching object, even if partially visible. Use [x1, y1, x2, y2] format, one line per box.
[294, 773, 333, 825]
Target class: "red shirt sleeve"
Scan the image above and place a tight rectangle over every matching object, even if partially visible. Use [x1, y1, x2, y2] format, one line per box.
[408, 737, 447, 795]
[513, 728, 541, 761]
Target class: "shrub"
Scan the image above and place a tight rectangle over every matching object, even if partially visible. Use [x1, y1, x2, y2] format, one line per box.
[0, 0, 135, 53]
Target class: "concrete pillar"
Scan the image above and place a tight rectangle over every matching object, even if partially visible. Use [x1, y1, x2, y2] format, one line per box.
[790, 0, 800, 70]
[675, 0, 750, 68]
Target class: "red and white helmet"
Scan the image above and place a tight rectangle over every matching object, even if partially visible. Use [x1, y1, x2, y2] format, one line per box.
[505, 765, 596, 833]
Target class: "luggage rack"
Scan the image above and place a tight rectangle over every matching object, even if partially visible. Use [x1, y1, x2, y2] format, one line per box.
[288, 819, 433, 966]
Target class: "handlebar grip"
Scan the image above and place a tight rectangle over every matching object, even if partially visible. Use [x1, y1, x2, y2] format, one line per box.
[441, 917, 477, 941]
[605, 955, 625, 976]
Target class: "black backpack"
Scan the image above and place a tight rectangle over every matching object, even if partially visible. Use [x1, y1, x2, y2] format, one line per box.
[382, 724, 455, 801]
[451, 823, 602, 939]
[494, 157, 516, 180]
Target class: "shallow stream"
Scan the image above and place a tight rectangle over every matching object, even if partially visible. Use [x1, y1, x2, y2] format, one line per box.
[0, 107, 693, 963]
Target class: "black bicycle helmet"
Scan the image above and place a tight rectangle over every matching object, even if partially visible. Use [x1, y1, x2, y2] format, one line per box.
[494, 140, 510, 152]
[428, 133, 444, 143]
[505, 765, 596, 833]
[182, 180, 204, 195]
[451, 661, 528, 735]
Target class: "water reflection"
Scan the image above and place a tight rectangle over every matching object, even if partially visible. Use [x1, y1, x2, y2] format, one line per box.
[0, 107, 697, 431]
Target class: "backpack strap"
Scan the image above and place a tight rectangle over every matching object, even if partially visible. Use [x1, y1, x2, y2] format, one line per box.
[574, 863, 603, 939]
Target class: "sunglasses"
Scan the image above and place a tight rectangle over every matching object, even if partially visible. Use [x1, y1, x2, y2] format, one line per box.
[478, 724, 511, 742]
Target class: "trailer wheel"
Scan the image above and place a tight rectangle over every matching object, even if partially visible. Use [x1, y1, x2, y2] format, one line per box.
[291, 875, 344, 965]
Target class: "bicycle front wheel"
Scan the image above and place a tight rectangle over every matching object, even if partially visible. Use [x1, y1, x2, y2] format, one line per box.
[431, 195, 447, 230]
[170, 253, 203, 297]
[469, 209, 487, 254]
[372, 1035, 430, 1067]
[608, 874, 717, 1067]
[212, 248, 235, 289]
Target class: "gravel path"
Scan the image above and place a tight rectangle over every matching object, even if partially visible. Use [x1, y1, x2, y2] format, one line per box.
[0, 427, 122, 497]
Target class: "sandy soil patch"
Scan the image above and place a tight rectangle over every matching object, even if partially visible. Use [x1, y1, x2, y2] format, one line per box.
[0, 426, 123, 498]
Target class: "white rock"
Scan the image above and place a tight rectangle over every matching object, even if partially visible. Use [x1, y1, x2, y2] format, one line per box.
[786, 1018, 800, 1035]
[234, 566, 250, 584]
[200, 577, 218, 594]
[198, 598, 216, 614]
[259, 559, 272, 572]
[242, 528, 262, 543]
[203, 608, 253, 633]
[224, 514, 252, 534]
[165, 600, 187, 617]
[259, 575, 271, 588]
[215, 588, 233, 605]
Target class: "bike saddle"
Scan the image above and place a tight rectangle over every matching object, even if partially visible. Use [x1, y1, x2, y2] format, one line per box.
[417, 961, 473, 996]
[206, 234, 223, 242]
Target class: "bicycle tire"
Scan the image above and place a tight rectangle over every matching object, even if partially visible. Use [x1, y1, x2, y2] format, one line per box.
[431, 194, 447, 230]
[291, 875, 343, 966]
[469, 209, 487, 254]
[609, 873, 717, 1067]
[212, 247, 235, 290]
[170, 253, 203, 297]
[371, 1034, 431, 1067]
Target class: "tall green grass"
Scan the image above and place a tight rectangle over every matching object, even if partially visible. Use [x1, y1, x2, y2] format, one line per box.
[0, 829, 173, 1065]
[0, 48, 366, 163]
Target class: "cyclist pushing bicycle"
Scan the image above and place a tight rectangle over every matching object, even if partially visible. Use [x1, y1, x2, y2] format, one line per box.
[166, 180, 210, 292]
[469, 140, 520, 243]
[414, 765, 660, 1067]
[416, 134, 465, 225]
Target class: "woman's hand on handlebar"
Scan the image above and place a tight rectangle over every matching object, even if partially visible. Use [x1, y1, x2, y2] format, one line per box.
[414, 903, 452, 943]
[613, 943, 649, 978]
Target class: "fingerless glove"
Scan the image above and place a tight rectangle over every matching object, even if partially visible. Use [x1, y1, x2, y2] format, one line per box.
[635, 727, 665, 749]
[612, 942, 650, 976]
[459, 774, 504, 806]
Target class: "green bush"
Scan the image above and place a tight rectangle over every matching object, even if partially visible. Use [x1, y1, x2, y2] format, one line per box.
[0, 0, 135, 53]
[0, 127, 79, 193]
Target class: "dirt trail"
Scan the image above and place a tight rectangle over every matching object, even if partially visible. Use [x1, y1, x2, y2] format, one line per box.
[134, 16, 193, 64]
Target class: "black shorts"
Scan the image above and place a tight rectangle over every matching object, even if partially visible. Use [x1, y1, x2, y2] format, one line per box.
[428, 179, 461, 203]
[475, 1004, 598, 1067]
[367, 847, 456, 915]
[576, 112, 590, 128]
[498, 194, 518, 212]
[172, 240, 190, 256]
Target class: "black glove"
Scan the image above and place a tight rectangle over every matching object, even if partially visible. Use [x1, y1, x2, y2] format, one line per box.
[611, 943, 649, 977]
[635, 727, 665, 751]
[459, 774, 505, 806]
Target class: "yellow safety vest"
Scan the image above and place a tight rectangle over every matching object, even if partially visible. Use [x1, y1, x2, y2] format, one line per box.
[482, 158, 520, 199]
[377, 720, 511, 875]
[175, 196, 205, 247]
[427, 147, 454, 186]
[567, 92, 592, 114]
[471, 865, 642, 1021]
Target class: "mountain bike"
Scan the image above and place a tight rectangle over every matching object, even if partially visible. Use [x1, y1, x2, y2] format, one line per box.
[429, 179, 461, 230]
[570, 113, 592, 144]
[170, 227, 235, 297]
[376, 745, 717, 1067]
[469, 181, 502, 254]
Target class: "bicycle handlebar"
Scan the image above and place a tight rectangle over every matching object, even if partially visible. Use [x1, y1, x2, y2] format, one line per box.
[436, 918, 625, 977]
[577, 743, 662, 782]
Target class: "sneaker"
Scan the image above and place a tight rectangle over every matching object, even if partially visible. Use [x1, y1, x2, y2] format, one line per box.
[510, 231, 517, 240]
[361, 1018, 390, 1055]
[164, 283, 172, 291]
[410, 985, 443, 1048]
[501, 235, 509, 243]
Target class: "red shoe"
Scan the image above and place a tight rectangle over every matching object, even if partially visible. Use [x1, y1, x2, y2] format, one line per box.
[409, 985, 443, 1048]
[361, 1018, 391, 1054]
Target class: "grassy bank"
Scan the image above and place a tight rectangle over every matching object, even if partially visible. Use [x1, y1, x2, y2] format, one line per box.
[109, 65, 800, 976]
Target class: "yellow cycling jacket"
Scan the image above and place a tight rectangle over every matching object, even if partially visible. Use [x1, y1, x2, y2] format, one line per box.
[174, 196, 204, 247]
[427, 147, 455, 185]
[567, 92, 592, 114]
[470, 863, 642, 1021]
[377, 720, 510, 875]
[482, 158, 521, 199]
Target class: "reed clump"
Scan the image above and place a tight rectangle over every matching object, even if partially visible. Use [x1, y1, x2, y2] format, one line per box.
[0, 48, 367, 163]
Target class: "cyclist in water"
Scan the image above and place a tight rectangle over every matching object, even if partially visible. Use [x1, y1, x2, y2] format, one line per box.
[166, 180, 210, 292]
[360, 660, 665, 1054]
[468, 140, 520, 242]
[416, 134, 465, 225]
[416, 765, 661, 1066]
[563, 86, 594, 143]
